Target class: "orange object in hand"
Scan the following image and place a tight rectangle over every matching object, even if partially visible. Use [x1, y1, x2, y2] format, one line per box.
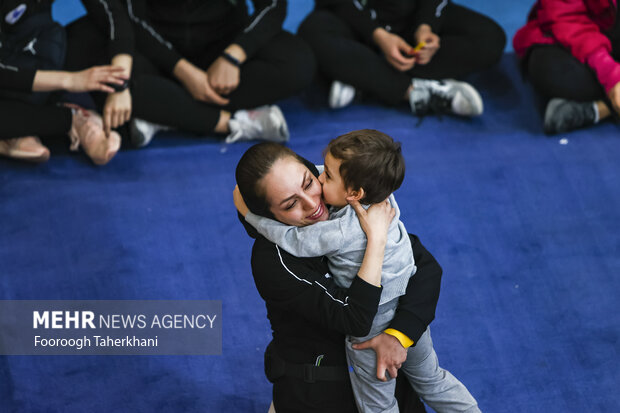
[409, 41, 426, 55]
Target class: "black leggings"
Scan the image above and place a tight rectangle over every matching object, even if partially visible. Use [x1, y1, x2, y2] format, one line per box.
[298, 4, 506, 105]
[0, 100, 72, 140]
[65, 16, 315, 136]
[525, 45, 608, 102]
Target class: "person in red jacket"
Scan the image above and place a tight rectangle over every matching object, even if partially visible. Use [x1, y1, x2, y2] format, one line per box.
[513, 0, 620, 134]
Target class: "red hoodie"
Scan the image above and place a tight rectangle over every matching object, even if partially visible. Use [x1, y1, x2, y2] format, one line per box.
[513, 0, 620, 93]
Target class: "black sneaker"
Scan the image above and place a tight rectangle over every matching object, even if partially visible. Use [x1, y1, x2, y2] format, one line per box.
[544, 98, 597, 134]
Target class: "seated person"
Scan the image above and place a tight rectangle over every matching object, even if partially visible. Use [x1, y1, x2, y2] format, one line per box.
[0, 0, 122, 164]
[514, 0, 620, 134]
[298, 0, 506, 118]
[65, 0, 315, 146]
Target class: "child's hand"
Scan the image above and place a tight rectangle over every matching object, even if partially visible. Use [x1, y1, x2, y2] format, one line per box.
[233, 185, 250, 217]
[348, 197, 395, 243]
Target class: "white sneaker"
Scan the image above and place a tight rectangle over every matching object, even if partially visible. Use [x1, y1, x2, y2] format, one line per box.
[328, 80, 356, 109]
[226, 105, 290, 144]
[409, 78, 483, 117]
[130, 118, 170, 148]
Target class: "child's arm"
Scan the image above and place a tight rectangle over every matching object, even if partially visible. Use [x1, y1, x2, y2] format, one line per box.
[245, 212, 345, 257]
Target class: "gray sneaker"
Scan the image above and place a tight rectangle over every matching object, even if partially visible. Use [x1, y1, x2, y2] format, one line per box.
[409, 78, 483, 117]
[544, 98, 597, 134]
[226, 105, 290, 144]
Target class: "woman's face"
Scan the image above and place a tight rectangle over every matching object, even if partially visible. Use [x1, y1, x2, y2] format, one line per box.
[262, 156, 329, 227]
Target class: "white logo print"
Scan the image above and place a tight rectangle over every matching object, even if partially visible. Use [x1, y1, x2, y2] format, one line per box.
[5, 4, 27, 25]
[23, 38, 37, 55]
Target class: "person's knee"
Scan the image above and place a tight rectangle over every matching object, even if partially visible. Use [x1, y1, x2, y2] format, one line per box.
[527, 46, 603, 100]
[278, 35, 317, 93]
[481, 20, 506, 67]
[297, 10, 340, 41]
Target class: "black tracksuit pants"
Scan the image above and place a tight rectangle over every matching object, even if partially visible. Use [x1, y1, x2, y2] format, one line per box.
[297, 4, 505, 106]
[64, 16, 315, 136]
[525, 45, 609, 102]
[0, 101, 72, 140]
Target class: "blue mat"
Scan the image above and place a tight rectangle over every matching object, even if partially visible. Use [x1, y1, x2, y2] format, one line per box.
[2, 2, 620, 412]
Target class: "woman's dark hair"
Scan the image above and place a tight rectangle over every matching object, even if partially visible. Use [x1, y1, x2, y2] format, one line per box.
[236, 143, 303, 218]
[325, 129, 405, 204]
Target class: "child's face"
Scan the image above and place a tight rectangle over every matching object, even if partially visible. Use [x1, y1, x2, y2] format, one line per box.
[318, 152, 353, 208]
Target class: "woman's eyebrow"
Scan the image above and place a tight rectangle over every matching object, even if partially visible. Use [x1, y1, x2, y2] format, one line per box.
[278, 171, 308, 206]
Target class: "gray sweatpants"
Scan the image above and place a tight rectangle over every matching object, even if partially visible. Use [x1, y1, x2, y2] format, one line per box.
[345, 323, 480, 413]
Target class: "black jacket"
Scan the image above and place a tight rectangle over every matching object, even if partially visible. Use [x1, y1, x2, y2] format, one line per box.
[0, 0, 55, 92]
[81, 0, 286, 74]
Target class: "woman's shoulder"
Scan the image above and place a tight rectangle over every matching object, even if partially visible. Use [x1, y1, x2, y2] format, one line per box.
[250, 238, 327, 285]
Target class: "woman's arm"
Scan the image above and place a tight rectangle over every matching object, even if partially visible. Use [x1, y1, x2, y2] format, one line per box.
[31, 66, 127, 92]
[251, 238, 382, 337]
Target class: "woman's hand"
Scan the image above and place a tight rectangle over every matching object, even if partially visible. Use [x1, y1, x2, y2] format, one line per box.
[233, 185, 250, 217]
[372, 28, 416, 72]
[103, 89, 132, 137]
[352, 332, 407, 381]
[413, 24, 440, 65]
[32, 66, 127, 93]
[207, 44, 245, 96]
[173, 59, 229, 106]
[608, 81, 620, 115]
[67, 66, 127, 92]
[348, 198, 395, 244]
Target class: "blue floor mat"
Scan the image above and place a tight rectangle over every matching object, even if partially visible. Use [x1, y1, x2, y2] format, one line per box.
[2, 0, 620, 409]
[2, 51, 619, 413]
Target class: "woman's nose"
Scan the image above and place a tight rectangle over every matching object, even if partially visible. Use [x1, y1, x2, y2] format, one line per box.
[318, 173, 325, 184]
[300, 193, 319, 211]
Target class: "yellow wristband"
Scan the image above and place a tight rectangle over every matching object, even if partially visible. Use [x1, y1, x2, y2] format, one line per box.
[384, 328, 414, 348]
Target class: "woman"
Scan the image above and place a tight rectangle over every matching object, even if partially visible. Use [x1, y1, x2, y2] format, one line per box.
[0, 0, 122, 164]
[297, 0, 505, 117]
[64, 0, 314, 146]
[514, 0, 620, 134]
[234, 143, 446, 412]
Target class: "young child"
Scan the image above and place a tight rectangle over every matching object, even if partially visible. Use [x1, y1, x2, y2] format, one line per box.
[244, 129, 479, 413]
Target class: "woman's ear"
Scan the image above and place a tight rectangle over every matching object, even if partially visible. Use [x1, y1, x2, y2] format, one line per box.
[346, 187, 365, 203]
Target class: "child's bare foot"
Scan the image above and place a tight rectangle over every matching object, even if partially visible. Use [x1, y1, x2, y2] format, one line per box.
[68, 106, 121, 165]
[0, 136, 50, 163]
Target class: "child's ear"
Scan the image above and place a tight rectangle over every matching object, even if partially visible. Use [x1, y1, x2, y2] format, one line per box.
[346, 188, 365, 203]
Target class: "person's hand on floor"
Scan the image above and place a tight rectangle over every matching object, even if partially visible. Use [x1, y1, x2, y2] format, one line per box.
[207, 44, 246, 96]
[103, 89, 132, 137]
[373, 28, 416, 72]
[413, 24, 440, 65]
[174, 58, 229, 106]
[352, 332, 407, 381]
